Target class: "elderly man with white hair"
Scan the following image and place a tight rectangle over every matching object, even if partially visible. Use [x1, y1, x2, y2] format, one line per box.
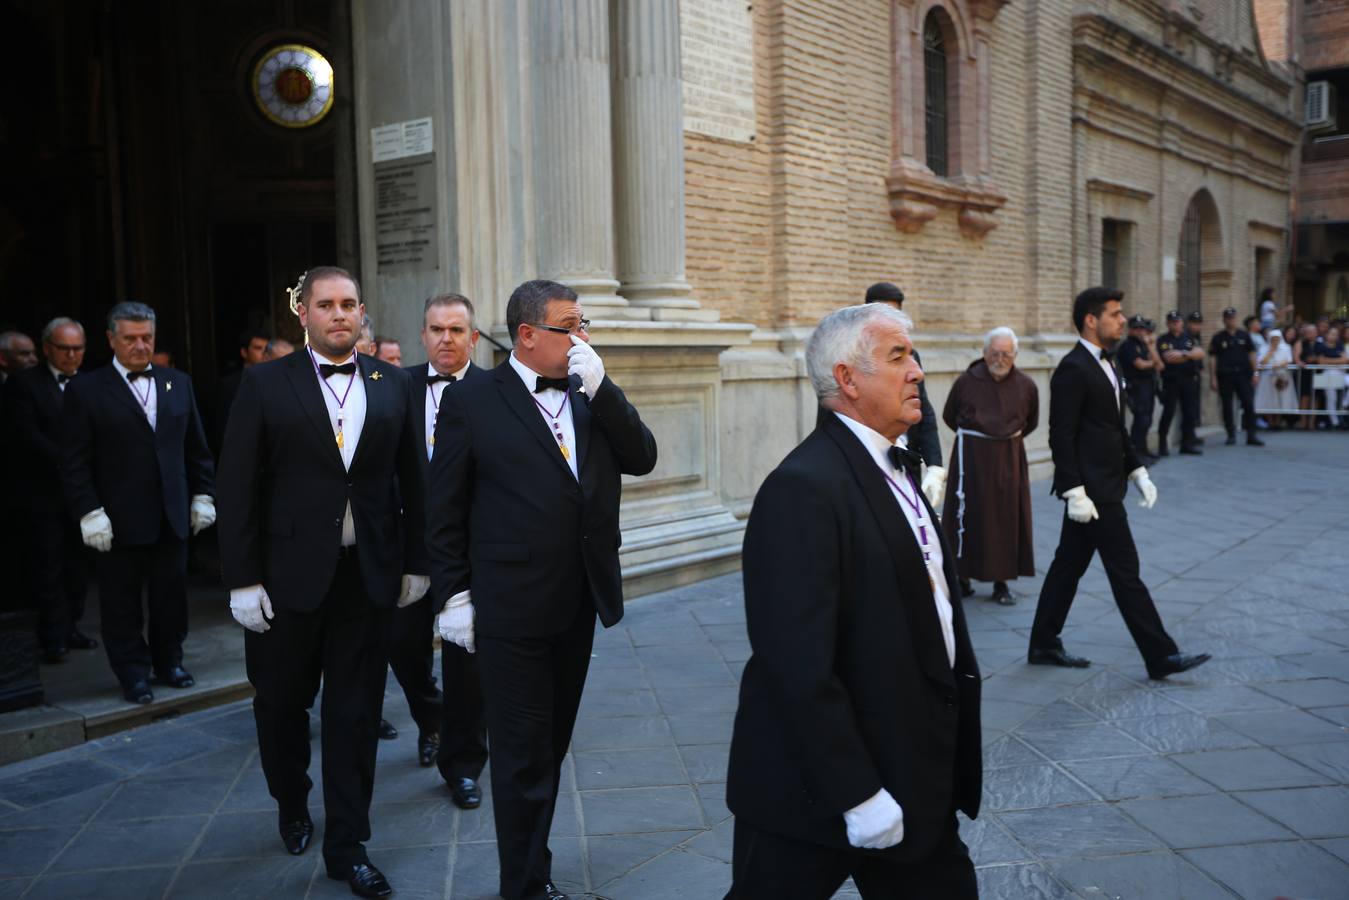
[725, 303, 981, 899]
[939, 326, 1039, 606]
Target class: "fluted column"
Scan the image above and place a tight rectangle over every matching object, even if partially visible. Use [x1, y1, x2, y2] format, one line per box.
[610, 0, 696, 308]
[531, 0, 627, 308]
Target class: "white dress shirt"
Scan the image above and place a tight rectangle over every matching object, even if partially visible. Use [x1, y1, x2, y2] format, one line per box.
[424, 361, 471, 460]
[49, 364, 70, 392]
[1080, 337, 1120, 398]
[309, 348, 367, 545]
[834, 412, 956, 667]
[112, 357, 157, 430]
[509, 352, 578, 479]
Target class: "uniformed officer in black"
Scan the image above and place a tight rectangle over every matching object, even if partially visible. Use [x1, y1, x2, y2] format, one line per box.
[1209, 306, 1264, 446]
[1185, 312, 1206, 428]
[1156, 311, 1203, 456]
[1119, 315, 1162, 462]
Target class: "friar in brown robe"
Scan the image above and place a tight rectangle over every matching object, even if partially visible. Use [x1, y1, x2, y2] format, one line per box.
[939, 328, 1039, 605]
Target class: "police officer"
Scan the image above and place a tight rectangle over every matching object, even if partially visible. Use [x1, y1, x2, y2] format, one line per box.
[1156, 311, 1203, 456]
[1119, 314, 1163, 461]
[1209, 306, 1264, 446]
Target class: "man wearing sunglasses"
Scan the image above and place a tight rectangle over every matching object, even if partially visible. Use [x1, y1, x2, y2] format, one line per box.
[428, 279, 657, 900]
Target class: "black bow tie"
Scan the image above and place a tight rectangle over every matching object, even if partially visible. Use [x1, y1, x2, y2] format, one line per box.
[427, 373, 457, 384]
[126, 369, 152, 381]
[1099, 348, 1115, 363]
[535, 375, 571, 393]
[319, 362, 356, 378]
[888, 445, 923, 479]
[56, 373, 71, 384]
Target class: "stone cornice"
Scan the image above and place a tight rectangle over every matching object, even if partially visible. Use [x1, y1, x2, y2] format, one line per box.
[1086, 178, 1155, 203]
[886, 160, 1008, 238]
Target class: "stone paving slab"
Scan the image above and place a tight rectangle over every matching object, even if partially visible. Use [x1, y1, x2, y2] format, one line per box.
[0, 430, 1347, 898]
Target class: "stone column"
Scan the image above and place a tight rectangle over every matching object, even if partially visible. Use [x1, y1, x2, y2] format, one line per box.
[530, 0, 627, 310]
[610, 0, 696, 309]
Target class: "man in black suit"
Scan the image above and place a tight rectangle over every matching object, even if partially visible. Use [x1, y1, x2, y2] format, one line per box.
[7, 318, 96, 661]
[1028, 287, 1210, 680]
[212, 328, 269, 453]
[428, 279, 657, 900]
[725, 303, 981, 898]
[385, 292, 489, 800]
[61, 302, 215, 704]
[216, 266, 429, 899]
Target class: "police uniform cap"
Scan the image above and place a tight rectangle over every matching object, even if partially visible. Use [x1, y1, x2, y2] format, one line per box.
[1128, 314, 1147, 329]
[1187, 311, 1203, 322]
[1222, 306, 1237, 317]
[1166, 310, 1182, 322]
[1143, 318, 1156, 332]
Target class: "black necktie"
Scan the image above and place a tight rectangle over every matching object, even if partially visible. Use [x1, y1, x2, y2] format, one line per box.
[1099, 348, 1115, 364]
[319, 363, 356, 378]
[888, 445, 923, 479]
[427, 373, 456, 384]
[535, 375, 570, 393]
[126, 369, 152, 381]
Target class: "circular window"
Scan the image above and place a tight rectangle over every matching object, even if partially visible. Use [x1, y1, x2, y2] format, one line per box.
[251, 43, 334, 129]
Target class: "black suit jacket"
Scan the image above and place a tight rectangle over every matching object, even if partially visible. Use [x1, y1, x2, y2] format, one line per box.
[1048, 342, 1141, 504]
[403, 361, 491, 454]
[726, 411, 981, 862]
[6, 366, 74, 509]
[62, 364, 214, 546]
[427, 360, 657, 637]
[216, 351, 428, 612]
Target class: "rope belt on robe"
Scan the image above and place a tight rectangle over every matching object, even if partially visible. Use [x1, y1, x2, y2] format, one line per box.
[954, 427, 1023, 559]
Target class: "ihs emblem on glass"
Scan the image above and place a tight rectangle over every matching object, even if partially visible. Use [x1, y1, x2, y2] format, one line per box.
[252, 44, 334, 129]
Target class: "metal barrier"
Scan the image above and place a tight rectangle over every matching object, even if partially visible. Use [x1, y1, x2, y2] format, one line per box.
[1252, 363, 1347, 417]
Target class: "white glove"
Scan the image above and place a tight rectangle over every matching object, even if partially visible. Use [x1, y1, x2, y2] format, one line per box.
[1062, 486, 1099, 523]
[79, 508, 114, 552]
[435, 590, 476, 653]
[190, 495, 216, 535]
[1128, 467, 1157, 510]
[397, 573, 430, 608]
[567, 335, 605, 396]
[843, 787, 905, 850]
[920, 465, 947, 509]
[229, 584, 274, 633]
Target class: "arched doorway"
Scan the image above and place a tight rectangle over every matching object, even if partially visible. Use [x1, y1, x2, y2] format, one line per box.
[1176, 190, 1226, 319]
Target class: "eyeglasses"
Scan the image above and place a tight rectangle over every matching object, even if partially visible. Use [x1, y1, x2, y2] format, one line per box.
[48, 342, 86, 353]
[985, 350, 1016, 360]
[531, 319, 591, 336]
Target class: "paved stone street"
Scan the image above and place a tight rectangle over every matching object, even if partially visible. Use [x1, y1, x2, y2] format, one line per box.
[1, 430, 1347, 898]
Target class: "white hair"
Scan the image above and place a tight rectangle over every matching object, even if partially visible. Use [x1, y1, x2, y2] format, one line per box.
[42, 317, 84, 343]
[806, 304, 914, 404]
[983, 326, 1019, 352]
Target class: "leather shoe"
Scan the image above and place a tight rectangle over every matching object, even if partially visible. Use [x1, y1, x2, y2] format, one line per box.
[448, 776, 481, 809]
[66, 630, 99, 650]
[155, 666, 195, 688]
[545, 881, 571, 900]
[958, 578, 976, 598]
[327, 862, 392, 898]
[279, 813, 313, 855]
[1147, 652, 1212, 680]
[377, 719, 398, 741]
[1028, 646, 1091, 668]
[418, 732, 439, 767]
[1224, 434, 1237, 445]
[42, 645, 69, 664]
[1179, 445, 1203, 455]
[123, 679, 154, 704]
[1247, 436, 1265, 446]
[989, 583, 1017, 606]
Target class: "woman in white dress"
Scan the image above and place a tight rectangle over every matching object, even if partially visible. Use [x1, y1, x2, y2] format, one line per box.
[1254, 327, 1297, 429]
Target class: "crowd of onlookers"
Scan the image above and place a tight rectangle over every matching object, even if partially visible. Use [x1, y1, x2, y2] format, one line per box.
[1247, 291, 1348, 430]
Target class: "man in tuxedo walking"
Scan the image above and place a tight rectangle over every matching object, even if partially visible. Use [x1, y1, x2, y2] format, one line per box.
[428, 279, 657, 900]
[216, 266, 429, 899]
[1028, 287, 1210, 680]
[725, 303, 982, 899]
[384, 292, 489, 805]
[61, 302, 215, 704]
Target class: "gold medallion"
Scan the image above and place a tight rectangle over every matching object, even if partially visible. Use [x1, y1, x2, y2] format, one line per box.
[429, 435, 435, 447]
[336, 430, 345, 449]
[560, 444, 570, 460]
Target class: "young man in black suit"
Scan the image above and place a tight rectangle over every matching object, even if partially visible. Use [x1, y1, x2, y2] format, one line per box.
[61, 302, 215, 704]
[428, 279, 657, 900]
[1028, 287, 1210, 680]
[7, 317, 96, 661]
[216, 267, 429, 899]
[384, 293, 489, 803]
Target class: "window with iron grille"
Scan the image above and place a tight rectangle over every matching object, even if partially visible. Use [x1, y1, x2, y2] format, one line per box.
[1178, 201, 1202, 317]
[1102, 220, 1120, 290]
[924, 14, 948, 177]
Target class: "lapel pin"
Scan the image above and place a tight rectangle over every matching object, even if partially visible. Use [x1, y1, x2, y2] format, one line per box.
[370, 371, 382, 381]
[166, 381, 173, 391]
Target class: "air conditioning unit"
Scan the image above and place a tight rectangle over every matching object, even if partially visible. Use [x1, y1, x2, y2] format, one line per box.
[1306, 80, 1337, 131]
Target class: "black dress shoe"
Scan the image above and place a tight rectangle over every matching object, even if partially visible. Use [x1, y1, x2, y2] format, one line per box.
[958, 578, 976, 598]
[1179, 445, 1203, 455]
[327, 862, 392, 898]
[66, 630, 98, 650]
[279, 813, 313, 855]
[418, 732, 439, 767]
[42, 645, 69, 664]
[1247, 436, 1265, 446]
[377, 719, 398, 740]
[448, 776, 481, 809]
[155, 666, 195, 688]
[123, 679, 154, 704]
[545, 881, 571, 900]
[1147, 652, 1212, 680]
[1224, 434, 1237, 445]
[989, 583, 1017, 606]
[1028, 647, 1091, 668]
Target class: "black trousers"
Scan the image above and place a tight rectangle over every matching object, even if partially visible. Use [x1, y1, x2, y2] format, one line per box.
[386, 595, 443, 737]
[1157, 376, 1199, 448]
[1218, 371, 1257, 437]
[478, 597, 596, 900]
[245, 553, 391, 870]
[1127, 382, 1156, 453]
[1030, 503, 1179, 666]
[725, 817, 977, 900]
[30, 503, 88, 651]
[437, 639, 488, 782]
[95, 533, 187, 686]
